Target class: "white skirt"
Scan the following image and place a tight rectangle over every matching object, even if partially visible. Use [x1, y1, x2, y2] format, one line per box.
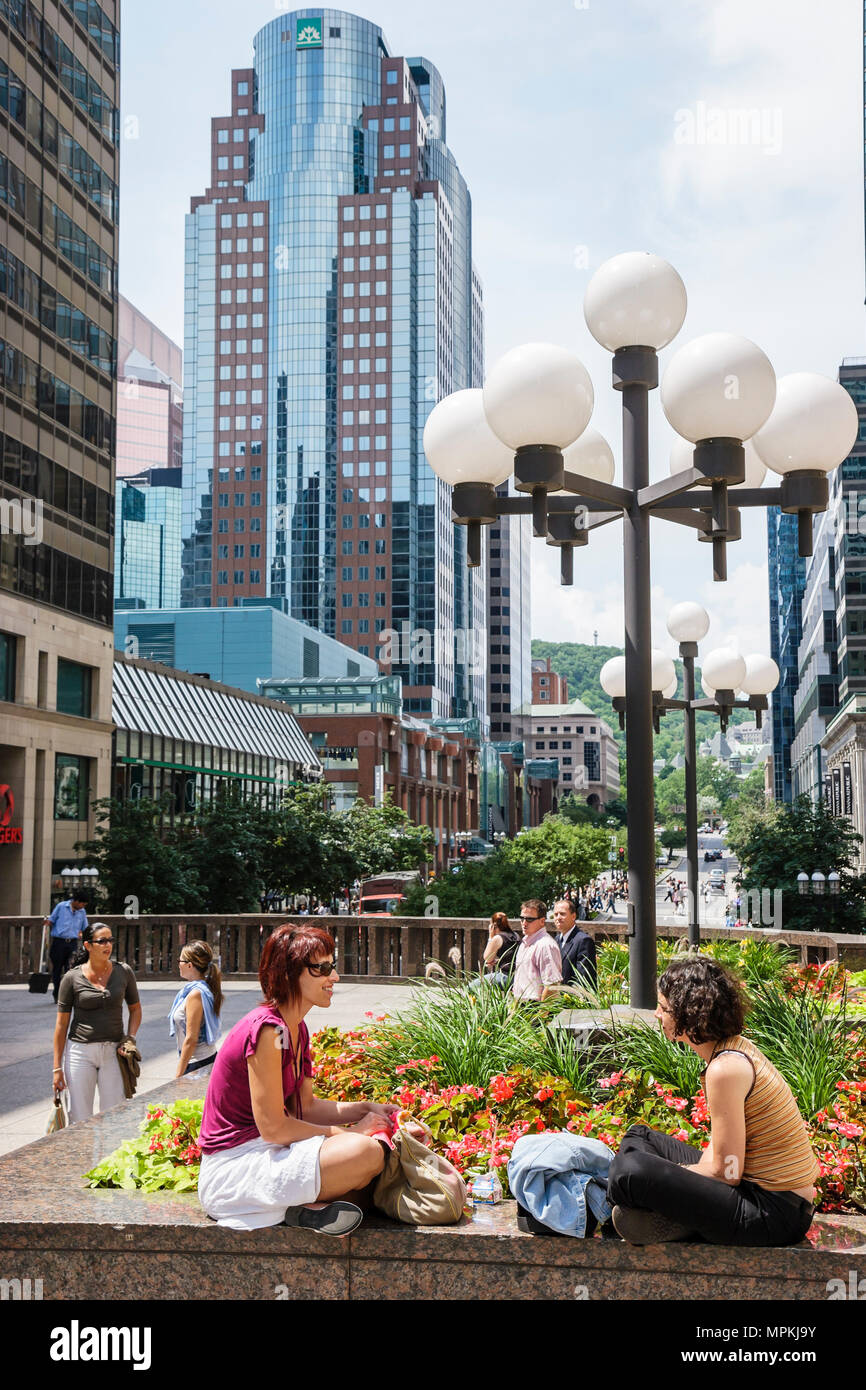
[197, 1134, 325, 1230]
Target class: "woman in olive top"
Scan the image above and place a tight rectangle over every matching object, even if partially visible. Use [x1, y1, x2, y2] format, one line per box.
[608, 954, 818, 1246]
[52, 923, 142, 1124]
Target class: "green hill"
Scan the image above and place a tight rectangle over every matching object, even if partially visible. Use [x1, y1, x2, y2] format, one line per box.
[530, 640, 756, 779]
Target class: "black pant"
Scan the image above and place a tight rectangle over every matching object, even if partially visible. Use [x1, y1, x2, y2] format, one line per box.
[49, 937, 77, 1002]
[607, 1125, 815, 1247]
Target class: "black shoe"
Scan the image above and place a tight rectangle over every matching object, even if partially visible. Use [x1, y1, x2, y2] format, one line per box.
[283, 1201, 363, 1236]
[516, 1202, 597, 1237]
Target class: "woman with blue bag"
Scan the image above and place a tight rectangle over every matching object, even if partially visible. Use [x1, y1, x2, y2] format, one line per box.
[170, 940, 223, 1078]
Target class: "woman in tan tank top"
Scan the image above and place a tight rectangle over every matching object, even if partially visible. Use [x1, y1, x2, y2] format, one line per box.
[607, 955, 818, 1246]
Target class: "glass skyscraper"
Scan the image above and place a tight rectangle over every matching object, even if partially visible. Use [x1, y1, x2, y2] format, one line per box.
[767, 508, 806, 803]
[115, 472, 182, 610]
[181, 10, 489, 723]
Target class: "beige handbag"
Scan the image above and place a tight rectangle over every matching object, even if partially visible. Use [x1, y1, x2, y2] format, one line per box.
[46, 1094, 68, 1134]
[372, 1117, 467, 1225]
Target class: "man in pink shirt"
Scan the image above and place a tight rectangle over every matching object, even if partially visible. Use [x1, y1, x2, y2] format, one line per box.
[512, 899, 562, 1002]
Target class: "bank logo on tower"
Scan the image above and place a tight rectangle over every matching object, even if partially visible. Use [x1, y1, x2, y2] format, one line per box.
[296, 18, 323, 48]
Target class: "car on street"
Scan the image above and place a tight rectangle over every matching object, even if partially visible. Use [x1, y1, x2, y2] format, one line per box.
[708, 868, 726, 891]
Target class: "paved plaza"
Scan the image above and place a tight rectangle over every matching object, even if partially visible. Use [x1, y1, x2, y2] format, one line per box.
[0, 978, 419, 1157]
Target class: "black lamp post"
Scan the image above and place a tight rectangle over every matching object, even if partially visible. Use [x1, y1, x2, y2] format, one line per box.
[423, 253, 857, 1008]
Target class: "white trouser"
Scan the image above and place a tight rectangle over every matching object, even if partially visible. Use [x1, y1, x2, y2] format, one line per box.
[65, 1040, 126, 1124]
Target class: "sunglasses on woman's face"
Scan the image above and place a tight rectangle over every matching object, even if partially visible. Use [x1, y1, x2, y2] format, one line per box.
[306, 959, 337, 978]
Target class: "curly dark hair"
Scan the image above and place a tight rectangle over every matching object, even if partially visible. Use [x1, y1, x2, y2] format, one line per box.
[657, 955, 748, 1043]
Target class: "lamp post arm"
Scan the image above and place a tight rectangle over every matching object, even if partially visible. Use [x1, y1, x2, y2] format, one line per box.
[561, 471, 632, 509]
[637, 468, 705, 510]
[653, 507, 713, 533]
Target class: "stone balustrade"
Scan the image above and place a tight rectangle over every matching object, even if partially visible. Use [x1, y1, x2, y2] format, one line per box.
[3, 914, 866, 983]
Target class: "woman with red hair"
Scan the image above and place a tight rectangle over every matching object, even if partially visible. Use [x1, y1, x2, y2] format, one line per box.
[197, 924, 395, 1234]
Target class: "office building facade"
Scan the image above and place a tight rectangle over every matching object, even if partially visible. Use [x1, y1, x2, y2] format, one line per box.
[116, 295, 183, 479]
[488, 485, 531, 742]
[767, 508, 806, 803]
[180, 10, 488, 724]
[0, 0, 120, 913]
[114, 602, 377, 694]
[115, 468, 182, 610]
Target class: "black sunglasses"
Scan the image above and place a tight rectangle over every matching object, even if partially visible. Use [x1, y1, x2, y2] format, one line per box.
[306, 958, 337, 977]
[519, 914, 542, 922]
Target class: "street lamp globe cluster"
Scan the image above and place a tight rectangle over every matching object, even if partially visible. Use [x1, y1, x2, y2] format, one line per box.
[423, 251, 858, 1007]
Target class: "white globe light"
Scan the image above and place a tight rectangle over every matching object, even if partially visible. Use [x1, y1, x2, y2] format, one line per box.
[702, 647, 747, 691]
[701, 674, 716, 699]
[669, 435, 766, 489]
[482, 343, 594, 450]
[666, 601, 710, 644]
[599, 655, 626, 699]
[651, 647, 676, 693]
[740, 653, 780, 696]
[584, 252, 687, 352]
[561, 428, 616, 484]
[423, 389, 514, 487]
[660, 333, 776, 443]
[751, 372, 859, 476]
[662, 675, 678, 699]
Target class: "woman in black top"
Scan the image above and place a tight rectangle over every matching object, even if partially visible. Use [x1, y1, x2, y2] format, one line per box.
[480, 912, 522, 987]
[52, 923, 141, 1124]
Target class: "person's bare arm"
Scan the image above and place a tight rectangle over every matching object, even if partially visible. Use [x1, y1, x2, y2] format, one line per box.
[125, 1003, 142, 1040]
[175, 991, 204, 1078]
[247, 1028, 387, 1143]
[53, 1010, 71, 1092]
[682, 1054, 751, 1184]
[483, 934, 503, 968]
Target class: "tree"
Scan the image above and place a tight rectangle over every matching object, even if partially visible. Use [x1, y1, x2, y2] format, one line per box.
[508, 817, 610, 894]
[404, 851, 545, 919]
[185, 784, 273, 912]
[659, 826, 685, 862]
[260, 784, 357, 902]
[727, 795, 866, 934]
[75, 798, 202, 914]
[337, 794, 434, 879]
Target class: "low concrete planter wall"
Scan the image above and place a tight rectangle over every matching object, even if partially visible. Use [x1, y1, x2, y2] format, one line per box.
[0, 1079, 863, 1301]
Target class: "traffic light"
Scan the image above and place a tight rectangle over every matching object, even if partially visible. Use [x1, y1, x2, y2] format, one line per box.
[618, 846, 625, 860]
[458, 844, 467, 857]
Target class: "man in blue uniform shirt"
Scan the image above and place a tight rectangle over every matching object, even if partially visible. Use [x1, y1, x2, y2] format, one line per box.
[43, 895, 88, 1003]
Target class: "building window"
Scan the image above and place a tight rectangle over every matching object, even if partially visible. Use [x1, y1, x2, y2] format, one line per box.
[0, 632, 16, 702]
[56, 660, 92, 718]
[341, 620, 353, 634]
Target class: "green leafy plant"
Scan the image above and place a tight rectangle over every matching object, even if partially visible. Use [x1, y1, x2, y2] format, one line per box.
[744, 979, 864, 1119]
[84, 1100, 203, 1192]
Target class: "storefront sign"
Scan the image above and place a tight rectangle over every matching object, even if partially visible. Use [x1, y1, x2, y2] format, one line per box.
[0, 784, 23, 844]
[843, 761, 853, 816]
[832, 767, 842, 817]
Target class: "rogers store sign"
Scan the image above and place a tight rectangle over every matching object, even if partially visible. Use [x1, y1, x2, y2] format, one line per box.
[0, 785, 23, 844]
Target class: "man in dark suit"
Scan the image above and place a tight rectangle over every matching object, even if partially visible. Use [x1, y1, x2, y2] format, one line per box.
[552, 898, 597, 990]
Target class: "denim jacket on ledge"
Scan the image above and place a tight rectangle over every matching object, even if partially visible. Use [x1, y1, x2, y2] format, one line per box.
[507, 1131, 614, 1237]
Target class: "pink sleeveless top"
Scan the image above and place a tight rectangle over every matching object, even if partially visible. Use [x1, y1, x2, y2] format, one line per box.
[199, 1004, 312, 1154]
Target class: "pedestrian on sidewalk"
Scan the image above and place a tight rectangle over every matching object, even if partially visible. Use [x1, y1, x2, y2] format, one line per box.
[52, 923, 142, 1124]
[171, 940, 224, 1079]
[43, 893, 88, 1004]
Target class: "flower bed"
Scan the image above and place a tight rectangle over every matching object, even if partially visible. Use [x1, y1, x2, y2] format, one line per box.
[83, 943, 866, 1214]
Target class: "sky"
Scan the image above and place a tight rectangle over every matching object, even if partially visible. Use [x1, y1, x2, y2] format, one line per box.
[119, 0, 865, 669]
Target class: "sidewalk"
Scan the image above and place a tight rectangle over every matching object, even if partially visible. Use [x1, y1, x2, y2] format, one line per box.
[0, 978, 419, 1157]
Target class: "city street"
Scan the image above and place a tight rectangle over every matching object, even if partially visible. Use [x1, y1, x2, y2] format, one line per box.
[655, 831, 739, 925]
[0, 978, 419, 1158]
